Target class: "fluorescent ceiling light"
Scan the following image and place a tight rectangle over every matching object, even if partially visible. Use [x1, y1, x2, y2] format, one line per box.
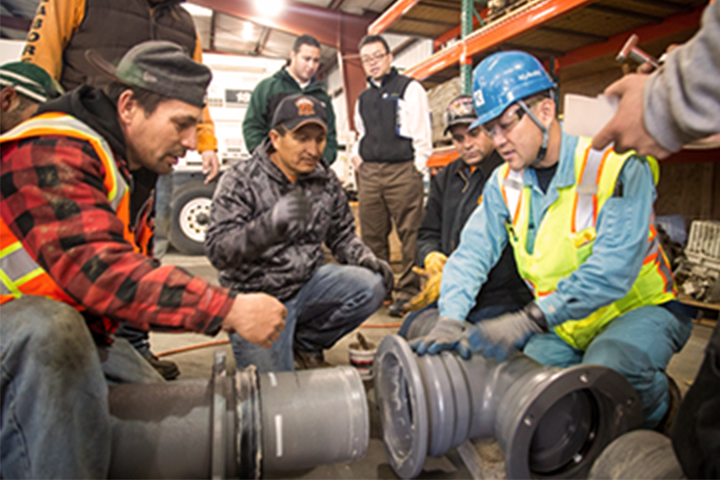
[255, 0, 284, 17]
[241, 23, 255, 42]
[184, 3, 213, 17]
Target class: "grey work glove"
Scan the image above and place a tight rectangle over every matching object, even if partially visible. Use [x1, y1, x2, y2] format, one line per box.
[411, 317, 467, 356]
[359, 255, 395, 295]
[271, 189, 311, 236]
[461, 303, 547, 361]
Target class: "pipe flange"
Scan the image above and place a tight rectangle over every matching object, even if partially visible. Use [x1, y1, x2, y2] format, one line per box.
[501, 364, 643, 479]
[417, 354, 455, 457]
[375, 335, 429, 479]
[441, 352, 471, 449]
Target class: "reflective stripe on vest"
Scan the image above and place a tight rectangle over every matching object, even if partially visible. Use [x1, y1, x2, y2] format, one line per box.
[0, 113, 132, 305]
[497, 136, 676, 350]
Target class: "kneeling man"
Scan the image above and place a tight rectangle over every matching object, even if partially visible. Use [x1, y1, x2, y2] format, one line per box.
[206, 94, 393, 372]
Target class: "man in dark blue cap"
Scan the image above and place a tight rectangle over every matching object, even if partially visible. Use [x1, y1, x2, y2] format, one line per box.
[206, 93, 393, 372]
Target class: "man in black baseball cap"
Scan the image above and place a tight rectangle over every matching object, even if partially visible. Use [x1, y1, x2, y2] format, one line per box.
[397, 95, 531, 340]
[206, 93, 394, 372]
[0, 41, 288, 478]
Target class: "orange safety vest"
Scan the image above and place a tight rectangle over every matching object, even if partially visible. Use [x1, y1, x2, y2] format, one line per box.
[0, 112, 152, 308]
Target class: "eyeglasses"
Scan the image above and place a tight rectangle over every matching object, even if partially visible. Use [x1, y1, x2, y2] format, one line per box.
[481, 97, 545, 140]
[360, 52, 387, 64]
[481, 107, 525, 140]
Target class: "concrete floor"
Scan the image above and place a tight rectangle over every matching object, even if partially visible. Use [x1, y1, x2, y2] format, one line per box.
[149, 252, 713, 479]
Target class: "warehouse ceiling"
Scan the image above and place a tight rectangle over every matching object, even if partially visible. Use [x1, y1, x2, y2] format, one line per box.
[0, 0, 706, 93]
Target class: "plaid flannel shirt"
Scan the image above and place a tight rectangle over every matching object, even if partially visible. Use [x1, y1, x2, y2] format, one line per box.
[1, 134, 234, 339]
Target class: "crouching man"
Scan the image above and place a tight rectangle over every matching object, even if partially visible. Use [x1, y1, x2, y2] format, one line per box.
[206, 94, 392, 372]
[0, 41, 286, 478]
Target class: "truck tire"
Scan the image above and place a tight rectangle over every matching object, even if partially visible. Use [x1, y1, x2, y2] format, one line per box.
[170, 182, 215, 255]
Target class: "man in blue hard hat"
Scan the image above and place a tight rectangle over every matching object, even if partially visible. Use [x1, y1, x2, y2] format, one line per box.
[412, 50, 694, 429]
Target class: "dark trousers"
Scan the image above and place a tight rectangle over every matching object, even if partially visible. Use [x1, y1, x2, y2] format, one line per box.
[357, 160, 423, 300]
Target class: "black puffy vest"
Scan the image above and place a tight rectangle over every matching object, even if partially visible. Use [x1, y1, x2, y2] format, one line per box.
[358, 68, 415, 163]
[60, 0, 196, 90]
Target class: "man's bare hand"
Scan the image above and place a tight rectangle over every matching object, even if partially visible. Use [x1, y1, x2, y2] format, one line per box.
[352, 156, 363, 172]
[201, 150, 220, 184]
[222, 293, 286, 348]
[592, 74, 672, 159]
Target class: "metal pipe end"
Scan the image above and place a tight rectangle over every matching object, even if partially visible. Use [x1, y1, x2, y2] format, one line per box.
[500, 364, 643, 479]
[374, 335, 429, 479]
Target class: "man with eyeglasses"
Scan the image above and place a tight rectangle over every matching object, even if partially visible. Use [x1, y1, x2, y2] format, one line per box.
[351, 34, 432, 317]
[243, 34, 338, 165]
[413, 51, 694, 431]
[397, 95, 531, 340]
[0, 62, 63, 134]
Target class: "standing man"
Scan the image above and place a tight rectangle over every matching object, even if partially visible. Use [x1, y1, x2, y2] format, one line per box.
[0, 42, 286, 478]
[1, 61, 63, 133]
[243, 34, 338, 165]
[414, 51, 693, 430]
[20, 0, 222, 376]
[352, 34, 432, 317]
[398, 96, 532, 339]
[206, 94, 392, 372]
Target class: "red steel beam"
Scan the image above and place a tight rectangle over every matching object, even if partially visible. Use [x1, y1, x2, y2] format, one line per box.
[557, 7, 703, 68]
[368, 0, 422, 35]
[405, 0, 595, 80]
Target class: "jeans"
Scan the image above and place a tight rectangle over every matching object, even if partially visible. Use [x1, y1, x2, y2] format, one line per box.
[1, 297, 162, 479]
[230, 264, 385, 373]
[114, 323, 151, 357]
[398, 302, 523, 340]
[523, 303, 693, 428]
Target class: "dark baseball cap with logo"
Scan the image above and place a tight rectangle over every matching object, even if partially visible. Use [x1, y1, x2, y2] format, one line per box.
[85, 40, 211, 108]
[444, 95, 477, 135]
[271, 94, 328, 133]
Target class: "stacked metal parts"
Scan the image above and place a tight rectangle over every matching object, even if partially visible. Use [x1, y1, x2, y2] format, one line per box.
[108, 352, 369, 478]
[374, 335, 644, 479]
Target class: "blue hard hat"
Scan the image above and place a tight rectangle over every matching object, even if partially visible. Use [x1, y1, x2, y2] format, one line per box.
[470, 51, 555, 130]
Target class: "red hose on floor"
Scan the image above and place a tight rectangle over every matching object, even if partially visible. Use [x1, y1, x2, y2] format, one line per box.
[155, 322, 402, 357]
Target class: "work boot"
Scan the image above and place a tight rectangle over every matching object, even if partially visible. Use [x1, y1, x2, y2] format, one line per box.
[387, 298, 407, 318]
[293, 349, 332, 370]
[655, 374, 681, 436]
[382, 294, 393, 307]
[145, 354, 180, 380]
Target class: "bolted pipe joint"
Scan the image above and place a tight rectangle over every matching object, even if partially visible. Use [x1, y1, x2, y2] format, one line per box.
[108, 352, 368, 479]
[374, 335, 643, 479]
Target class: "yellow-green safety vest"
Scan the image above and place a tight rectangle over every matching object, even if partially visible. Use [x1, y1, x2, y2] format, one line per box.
[497, 137, 676, 350]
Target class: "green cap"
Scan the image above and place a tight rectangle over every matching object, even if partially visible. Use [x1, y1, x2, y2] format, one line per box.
[0, 62, 64, 103]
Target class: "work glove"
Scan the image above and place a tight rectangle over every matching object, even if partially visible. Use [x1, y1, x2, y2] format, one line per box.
[359, 255, 395, 295]
[271, 189, 312, 236]
[404, 252, 447, 312]
[460, 303, 548, 361]
[410, 317, 467, 356]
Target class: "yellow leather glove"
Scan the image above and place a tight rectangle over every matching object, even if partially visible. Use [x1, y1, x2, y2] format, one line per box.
[404, 252, 448, 312]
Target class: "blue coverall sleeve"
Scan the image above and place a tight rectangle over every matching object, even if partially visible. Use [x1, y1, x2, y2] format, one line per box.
[438, 174, 510, 322]
[536, 156, 657, 326]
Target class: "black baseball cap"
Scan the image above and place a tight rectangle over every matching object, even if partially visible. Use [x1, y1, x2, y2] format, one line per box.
[444, 95, 477, 135]
[271, 94, 328, 133]
[85, 40, 211, 108]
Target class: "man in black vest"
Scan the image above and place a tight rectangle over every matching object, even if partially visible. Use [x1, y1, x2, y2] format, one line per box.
[351, 34, 432, 317]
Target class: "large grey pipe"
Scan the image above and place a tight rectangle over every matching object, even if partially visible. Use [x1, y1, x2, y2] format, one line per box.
[374, 335, 643, 479]
[108, 351, 368, 478]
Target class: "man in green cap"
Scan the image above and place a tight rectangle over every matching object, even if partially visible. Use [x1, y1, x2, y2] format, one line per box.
[0, 61, 63, 133]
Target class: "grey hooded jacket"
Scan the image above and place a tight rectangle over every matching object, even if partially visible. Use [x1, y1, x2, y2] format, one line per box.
[645, 0, 720, 151]
[205, 141, 374, 300]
